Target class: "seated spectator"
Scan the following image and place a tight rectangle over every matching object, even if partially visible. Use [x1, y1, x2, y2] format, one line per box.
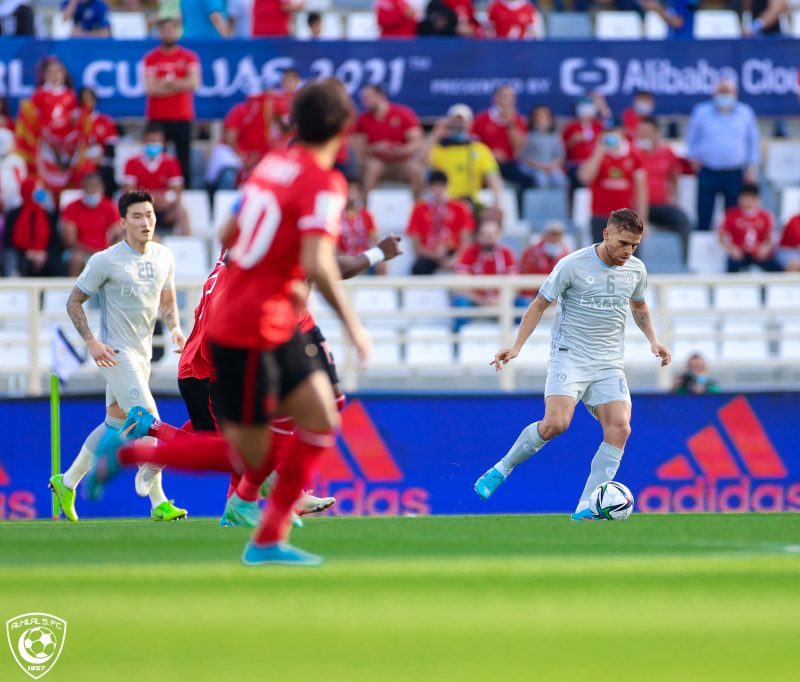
[418, 0, 458, 36]
[561, 94, 612, 187]
[123, 124, 190, 235]
[60, 171, 120, 276]
[518, 220, 571, 300]
[377, 0, 418, 37]
[471, 86, 530, 189]
[718, 184, 781, 273]
[354, 85, 425, 198]
[640, 0, 698, 39]
[0, 127, 25, 219]
[407, 170, 475, 275]
[31, 57, 78, 148]
[3, 180, 56, 277]
[306, 11, 322, 38]
[672, 353, 719, 395]
[487, 0, 539, 39]
[74, 86, 118, 191]
[622, 90, 655, 141]
[0, 1, 35, 35]
[338, 182, 385, 275]
[578, 122, 648, 244]
[741, 0, 787, 37]
[519, 105, 567, 189]
[252, 0, 305, 37]
[61, 0, 111, 37]
[267, 68, 301, 148]
[180, 0, 232, 38]
[777, 212, 800, 272]
[428, 104, 503, 214]
[634, 117, 690, 263]
[444, 0, 481, 36]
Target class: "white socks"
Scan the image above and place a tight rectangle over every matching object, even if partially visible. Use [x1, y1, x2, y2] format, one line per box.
[63, 417, 125, 489]
[578, 441, 624, 504]
[495, 422, 549, 478]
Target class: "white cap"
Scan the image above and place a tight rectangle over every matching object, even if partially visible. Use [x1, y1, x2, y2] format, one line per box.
[447, 104, 473, 122]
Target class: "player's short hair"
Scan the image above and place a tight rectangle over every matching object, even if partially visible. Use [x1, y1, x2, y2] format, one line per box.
[607, 208, 644, 235]
[740, 183, 760, 197]
[143, 122, 165, 138]
[119, 190, 154, 218]
[292, 79, 353, 144]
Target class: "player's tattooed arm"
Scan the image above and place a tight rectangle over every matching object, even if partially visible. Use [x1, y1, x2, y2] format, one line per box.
[160, 288, 186, 352]
[66, 287, 94, 342]
[631, 302, 656, 341]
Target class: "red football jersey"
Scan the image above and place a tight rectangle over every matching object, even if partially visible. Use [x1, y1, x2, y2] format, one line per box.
[779, 215, 800, 248]
[224, 96, 270, 156]
[207, 146, 347, 350]
[355, 103, 420, 161]
[252, 0, 294, 36]
[488, 0, 536, 38]
[32, 86, 78, 139]
[720, 207, 774, 256]
[637, 145, 679, 206]
[123, 153, 184, 191]
[338, 208, 377, 255]
[377, 0, 418, 37]
[143, 46, 200, 121]
[60, 196, 119, 252]
[179, 256, 229, 381]
[590, 150, 644, 218]
[457, 243, 517, 275]
[406, 199, 475, 252]
[561, 119, 603, 164]
[471, 109, 527, 162]
[86, 111, 118, 147]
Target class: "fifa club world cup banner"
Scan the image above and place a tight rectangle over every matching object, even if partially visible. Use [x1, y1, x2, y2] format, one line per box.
[0, 37, 799, 119]
[1, 392, 799, 520]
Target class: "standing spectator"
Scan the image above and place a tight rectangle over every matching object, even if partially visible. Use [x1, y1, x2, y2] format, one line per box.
[561, 95, 610, 187]
[518, 220, 571, 301]
[418, 0, 458, 36]
[59, 171, 120, 276]
[578, 123, 648, 244]
[428, 104, 503, 213]
[687, 79, 759, 232]
[406, 170, 475, 275]
[354, 85, 425, 198]
[621, 90, 655, 141]
[519, 105, 567, 189]
[377, 0, 418, 37]
[31, 57, 78, 147]
[0, 1, 35, 35]
[471, 86, 530, 188]
[143, 18, 200, 187]
[252, 0, 305, 37]
[742, 0, 787, 36]
[487, 0, 539, 39]
[640, 0, 698, 39]
[777, 212, 800, 272]
[180, 0, 231, 38]
[0, 97, 14, 131]
[634, 117, 690, 262]
[228, 0, 253, 36]
[339, 182, 385, 274]
[718, 184, 781, 273]
[61, 0, 111, 36]
[123, 124, 190, 235]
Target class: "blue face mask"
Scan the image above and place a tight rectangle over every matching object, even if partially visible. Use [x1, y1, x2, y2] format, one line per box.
[604, 133, 621, 148]
[714, 94, 737, 110]
[83, 192, 101, 207]
[144, 143, 163, 158]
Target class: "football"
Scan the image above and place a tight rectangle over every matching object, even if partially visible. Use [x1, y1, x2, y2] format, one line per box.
[24, 627, 57, 660]
[589, 481, 635, 521]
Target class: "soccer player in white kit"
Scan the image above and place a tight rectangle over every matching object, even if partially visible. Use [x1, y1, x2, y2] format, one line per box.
[474, 209, 672, 519]
[49, 190, 188, 521]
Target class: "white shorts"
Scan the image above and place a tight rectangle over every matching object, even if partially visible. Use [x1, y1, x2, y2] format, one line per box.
[544, 357, 630, 418]
[98, 351, 158, 415]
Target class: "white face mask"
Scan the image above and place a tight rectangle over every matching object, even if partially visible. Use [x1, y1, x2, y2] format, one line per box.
[576, 104, 597, 120]
[543, 242, 562, 258]
[636, 138, 654, 151]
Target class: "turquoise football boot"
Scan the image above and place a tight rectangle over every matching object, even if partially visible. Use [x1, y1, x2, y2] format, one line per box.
[570, 507, 596, 521]
[122, 406, 155, 440]
[241, 542, 323, 567]
[474, 467, 506, 500]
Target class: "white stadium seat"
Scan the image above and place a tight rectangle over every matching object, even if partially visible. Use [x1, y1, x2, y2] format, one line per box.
[479, 188, 523, 236]
[595, 11, 642, 40]
[405, 326, 454, 366]
[457, 323, 501, 366]
[693, 10, 741, 38]
[161, 236, 210, 282]
[792, 10, 800, 37]
[664, 285, 710, 310]
[688, 232, 727, 274]
[766, 284, 800, 310]
[181, 190, 212, 238]
[764, 142, 800, 187]
[212, 190, 240, 235]
[42, 290, 71, 315]
[59, 189, 82, 210]
[713, 284, 761, 311]
[779, 187, 800, 225]
[353, 288, 401, 329]
[367, 188, 415, 234]
[114, 141, 142, 186]
[571, 188, 591, 244]
[673, 340, 719, 363]
[644, 10, 669, 39]
[365, 328, 402, 365]
[346, 12, 379, 39]
[109, 12, 148, 38]
[0, 290, 33, 316]
[50, 13, 74, 39]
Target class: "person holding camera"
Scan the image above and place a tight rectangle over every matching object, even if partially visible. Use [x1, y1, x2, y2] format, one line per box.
[673, 353, 720, 395]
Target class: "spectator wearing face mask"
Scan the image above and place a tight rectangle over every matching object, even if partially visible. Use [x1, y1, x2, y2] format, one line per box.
[518, 220, 571, 301]
[673, 353, 719, 394]
[578, 122, 648, 244]
[687, 79, 759, 232]
[561, 93, 612, 188]
[622, 90, 655, 141]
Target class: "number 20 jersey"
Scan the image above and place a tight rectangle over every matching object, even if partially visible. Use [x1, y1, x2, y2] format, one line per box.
[207, 146, 347, 350]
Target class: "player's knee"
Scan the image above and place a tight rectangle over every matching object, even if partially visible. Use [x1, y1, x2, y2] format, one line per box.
[540, 415, 569, 438]
[604, 421, 631, 445]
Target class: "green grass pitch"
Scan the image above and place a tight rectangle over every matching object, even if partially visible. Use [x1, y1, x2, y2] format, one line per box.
[1, 514, 799, 681]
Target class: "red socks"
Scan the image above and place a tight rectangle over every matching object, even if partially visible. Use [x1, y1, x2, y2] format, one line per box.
[119, 435, 245, 475]
[235, 418, 295, 501]
[147, 418, 188, 443]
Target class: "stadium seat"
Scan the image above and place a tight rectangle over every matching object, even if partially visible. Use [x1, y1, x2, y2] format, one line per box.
[0, 290, 32, 317]
[571, 188, 591, 245]
[625, 338, 658, 365]
[479, 188, 523, 236]
[644, 10, 669, 39]
[720, 321, 769, 361]
[791, 10, 800, 37]
[673, 340, 718, 363]
[346, 12, 379, 39]
[42, 290, 71, 315]
[547, 12, 593, 38]
[59, 189, 82, 210]
[764, 142, 800, 188]
[402, 287, 449, 327]
[212, 189, 240, 234]
[713, 284, 761, 310]
[295, 12, 344, 39]
[114, 141, 142, 186]
[367, 188, 414, 234]
[457, 323, 501, 366]
[595, 12, 642, 40]
[779, 187, 800, 225]
[50, 13, 74, 39]
[522, 188, 569, 231]
[778, 318, 800, 360]
[664, 285, 710, 310]
[364, 328, 402, 366]
[0, 343, 29, 370]
[766, 284, 800, 310]
[640, 231, 685, 273]
[405, 326, 454, 366]
[181, 190, 212, 238]
[353, 288, 401, 329]
[109, 12, 148, 38]
[693, 10, 741, 38]
[161, 236, 210, 282]
[687, 232, 727, 274]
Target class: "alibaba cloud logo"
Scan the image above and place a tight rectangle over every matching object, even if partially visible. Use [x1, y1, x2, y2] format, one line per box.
[560, 58, 620, 97]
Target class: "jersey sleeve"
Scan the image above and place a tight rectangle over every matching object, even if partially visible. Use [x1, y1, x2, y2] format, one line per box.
[476, 142, 500, 176]
[75, 251, 109, 296]
[297, 172, 347, 239]
[60, 200, 78, 225]
[539, 256, 572, 302]
[456, 247, 477, 273]
[631, 265, 647, 302]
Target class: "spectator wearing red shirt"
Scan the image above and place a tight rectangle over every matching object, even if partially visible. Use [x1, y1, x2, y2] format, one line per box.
[777, 213, 800, 272]
[622, 90, 655, 141]
[578, 123, 648, 244]
[123, 124, 190, 235]
[718, 184, 782, 273]
[406, 170, 475, 275]
[487, 0, 539, 39]
[354, 84, 425, 198]
[30, 57, 78, 155]
[60, 171, 121, 276]
[252, 0, 304, 37]
[471, 86, 531, 188]
[143, 19, 200, 187]
[562, 94, 612, 187]
[518, 220, 571, 300]
[73, 87, 118, 191]
[338, 182, 385, 275]
[444, 0, 482, 36]
[377, 0, 418, 37]
[267, 69, 302, 148]
[634, 117, 690, 262]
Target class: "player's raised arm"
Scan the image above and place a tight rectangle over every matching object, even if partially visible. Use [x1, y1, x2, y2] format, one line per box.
[491, 293, 550, 371]
[630, 298, 671, 367]
[336, 234, 403, 280]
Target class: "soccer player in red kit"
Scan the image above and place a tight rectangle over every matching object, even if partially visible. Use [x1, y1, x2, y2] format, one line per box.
[92, 80, 371, 566]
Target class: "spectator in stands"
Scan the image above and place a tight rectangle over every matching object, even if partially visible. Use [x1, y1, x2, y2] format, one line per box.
[61, 0, 111, 36]
[742, 0, 787, 36]
[60, 171, 120, 276]
[123, 123, 190, 235]
[306, 11, 322, 38]
[777, 212, 800, 272]
[0, 1, 34, 35]
[578, 122, 648, 244]
[634, 117, 690, 263]
[673, 353, 719, 395]
[354, 84, 425, 198]
[0, 97, 13, 131]
[519, 105, 567, 189]
[377, 0, 418, 37]
[687, 79, 759, 232]
[445, 0, 481, 36]
[2, 179, 56, 277]
[268, 68, 302, 148]
[518, 220, 571, 302]
[180, 0, 232, 38]
[144, 18, 200, 187]
[428, 104, 503, 214]
[74, 87, 118, 192]
[471, 86, 531, 189]
[338, 182, 385, 275]
[406, 170, 475, 275]
[418, 0, 458, 36]
[562, 94, 612, 188]
[640, 0, 698, 39]
[31, 57, 78, 147]
[487, 0, 539, 39]
[228, 0, 253, 37]
[252, 0, 305, 37]
[718, 184, 781, 273]
[622, 90, 655, 141]
[0, 127, 25, 228]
